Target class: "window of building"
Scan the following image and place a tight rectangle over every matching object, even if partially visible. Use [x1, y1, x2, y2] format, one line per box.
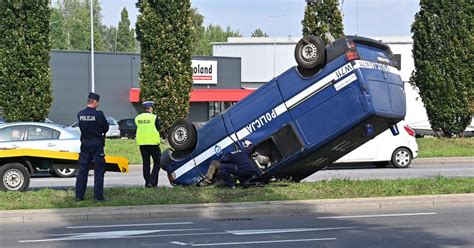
[208, 102, 234, 119]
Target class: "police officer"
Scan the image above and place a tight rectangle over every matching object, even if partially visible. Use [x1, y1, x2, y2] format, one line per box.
[217, 140, 260, 188]
[75, 92, 109, 202]
[135, 101, 161, 188]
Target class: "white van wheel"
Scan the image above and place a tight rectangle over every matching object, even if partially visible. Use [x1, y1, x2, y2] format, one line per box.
[0, 163, 30, 191]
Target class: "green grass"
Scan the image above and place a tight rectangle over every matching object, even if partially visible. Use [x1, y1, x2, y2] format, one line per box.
[417, 137, 474, 157]
[1, 177, 472, 210]
[105, 138, 473, 165]
[105, 139, 169, 164]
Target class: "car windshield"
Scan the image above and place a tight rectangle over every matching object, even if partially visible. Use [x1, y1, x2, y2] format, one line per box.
[106, 117, 118, 125]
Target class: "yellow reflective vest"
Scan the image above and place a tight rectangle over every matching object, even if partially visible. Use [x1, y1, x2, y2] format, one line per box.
[135, 112, 160, 146]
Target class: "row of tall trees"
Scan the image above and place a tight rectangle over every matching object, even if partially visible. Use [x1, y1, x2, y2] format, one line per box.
[50, 0, 137, 52]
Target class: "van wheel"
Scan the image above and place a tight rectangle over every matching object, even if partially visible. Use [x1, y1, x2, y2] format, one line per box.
[0, 163, 30, 191]
[391, 148, 412, 168]
[51, 168, 78, 178]
[294, 35, 326, 70]
[167, 119, 197, 151]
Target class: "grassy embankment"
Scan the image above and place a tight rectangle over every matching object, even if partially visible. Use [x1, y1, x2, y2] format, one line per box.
[1, 177, 472, 210]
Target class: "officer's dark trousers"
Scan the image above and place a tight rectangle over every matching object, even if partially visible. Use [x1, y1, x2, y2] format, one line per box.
[218, 163, 255, 188]
[76, 140, 106, 200]
[139, 145, 161, 186]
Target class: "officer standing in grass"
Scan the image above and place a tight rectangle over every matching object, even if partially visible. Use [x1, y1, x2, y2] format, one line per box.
[75, 92, 109, 202]
[135, 101, 162, 188]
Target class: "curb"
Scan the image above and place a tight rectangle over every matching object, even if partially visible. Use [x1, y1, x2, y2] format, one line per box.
[1, 194, 472, 223]
[412, 157, 473, 165]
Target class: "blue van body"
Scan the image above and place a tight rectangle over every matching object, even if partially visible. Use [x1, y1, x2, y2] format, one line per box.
[164, 36, 406, 185]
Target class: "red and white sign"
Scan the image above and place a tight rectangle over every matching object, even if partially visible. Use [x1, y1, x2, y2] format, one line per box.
[192, 60, 217, 84]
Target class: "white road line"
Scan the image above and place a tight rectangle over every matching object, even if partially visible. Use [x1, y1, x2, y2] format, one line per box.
[67, 222, 194, 229]
[19, 229, 205, 243]
[226, 226, 357, 235]
[189, 238, 337, 246]
[317, 212, 438, 219]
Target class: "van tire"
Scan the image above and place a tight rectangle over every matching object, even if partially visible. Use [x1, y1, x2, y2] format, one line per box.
[0, 163, 30, 191]
[391, 148, 412, 168]
[167, 119, 197, 151]
[294, 35, 326, 70]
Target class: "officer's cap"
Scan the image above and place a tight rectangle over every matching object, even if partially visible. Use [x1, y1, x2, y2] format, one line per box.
[142, 101, 154, 108]
[88, 92, 100, 101]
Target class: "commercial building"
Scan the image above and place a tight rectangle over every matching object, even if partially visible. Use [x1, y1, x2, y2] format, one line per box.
[49, 51, 251, 125]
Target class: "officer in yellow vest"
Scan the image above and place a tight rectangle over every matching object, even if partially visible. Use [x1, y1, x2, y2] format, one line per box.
[135, 101, 161, 188]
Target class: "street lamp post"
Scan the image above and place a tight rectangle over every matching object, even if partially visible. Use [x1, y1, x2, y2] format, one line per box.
[90, 0, 95, 92]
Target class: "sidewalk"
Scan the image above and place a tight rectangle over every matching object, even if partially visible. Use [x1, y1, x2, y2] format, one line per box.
[1, 194, 472, 223]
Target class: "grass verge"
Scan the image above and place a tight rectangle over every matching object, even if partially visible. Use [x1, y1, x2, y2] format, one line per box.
[105, 139, 169, 164]
[1, 177, 472, 210]
[417, 137, 474, 157]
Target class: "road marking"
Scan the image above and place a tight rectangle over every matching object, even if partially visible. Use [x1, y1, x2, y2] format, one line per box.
[18, 229, 204, 243]
[317, 212, 438, 219]
[226, 226, 357, 235]
[67, 222, 193, 229]
[188, 238, 337, 246]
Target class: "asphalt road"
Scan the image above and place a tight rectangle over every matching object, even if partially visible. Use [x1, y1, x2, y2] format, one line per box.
[29, 161, 474, 189]
[1, 206, 472, 247]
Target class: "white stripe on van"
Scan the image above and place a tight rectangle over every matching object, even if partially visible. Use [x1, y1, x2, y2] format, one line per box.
[173, 60, 400, 181]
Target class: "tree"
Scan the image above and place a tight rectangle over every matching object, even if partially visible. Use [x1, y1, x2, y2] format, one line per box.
[0, 0, 53, 121]
[136, 0, 193, 132]
[190, 7, 205, 55]
[251, 28, 269, 37]
[194, 24, 241, 55]
[116, 7, 136, 52]
[302, 0, 344, 43]
[102, 25, 117, 52]
[411, 0, 473, 137]
[50, 0, 106, 51]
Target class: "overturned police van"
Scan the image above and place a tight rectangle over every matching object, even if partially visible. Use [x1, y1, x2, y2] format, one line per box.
[161, 35, 406, 186]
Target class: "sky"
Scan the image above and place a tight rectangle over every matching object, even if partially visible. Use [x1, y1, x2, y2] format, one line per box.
[101, 0, 420, 38]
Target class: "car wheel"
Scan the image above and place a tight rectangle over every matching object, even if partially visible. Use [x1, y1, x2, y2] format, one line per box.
[51, 168, 78, 178]
[391, 148, 412, 168]
[294, 35, 326, 70]
[167, 119, 197, 152]
[373, 161, 389, 168]
[0, 163, 30, 191]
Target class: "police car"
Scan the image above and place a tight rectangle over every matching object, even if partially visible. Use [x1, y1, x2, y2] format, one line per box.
[162, 35, 407, 186]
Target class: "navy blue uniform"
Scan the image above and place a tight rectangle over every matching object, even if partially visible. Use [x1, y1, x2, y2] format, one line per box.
[75, 107, 109, 200]
[218, 144, 259, 188]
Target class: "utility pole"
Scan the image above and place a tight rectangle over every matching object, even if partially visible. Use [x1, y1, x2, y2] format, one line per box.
[90, 0, 95, 92]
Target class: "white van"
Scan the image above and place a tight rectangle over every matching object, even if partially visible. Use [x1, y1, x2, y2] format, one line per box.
[335, 121, 418, 168]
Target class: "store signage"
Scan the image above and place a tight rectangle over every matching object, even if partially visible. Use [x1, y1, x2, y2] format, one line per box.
[192, 60, 217, 84]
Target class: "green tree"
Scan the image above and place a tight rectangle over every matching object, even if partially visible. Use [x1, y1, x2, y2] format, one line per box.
[102, 25, 117, 52]
[302, 0, 344, 43]
[0, 0, 53, 121]
[136, 0, 193, 131]
[251, 28, 269, 37]
[190, 7, 205, 55]
[411, 0, 473, 137]
[116, 7, 136, 52]
[194, 24, 241, 55]
[50, 0, 106, 51]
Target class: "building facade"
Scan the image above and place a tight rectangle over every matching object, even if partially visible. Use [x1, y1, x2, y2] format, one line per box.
[49, 51, 250, 125]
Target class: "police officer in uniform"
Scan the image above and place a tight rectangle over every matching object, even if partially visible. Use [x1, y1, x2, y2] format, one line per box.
[135, 101, 161, 188]
[217, 140, 260, 188]
[75, 92, 109, 202]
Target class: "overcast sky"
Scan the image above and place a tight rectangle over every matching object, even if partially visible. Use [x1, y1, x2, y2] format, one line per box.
[101, 0, 420, 38]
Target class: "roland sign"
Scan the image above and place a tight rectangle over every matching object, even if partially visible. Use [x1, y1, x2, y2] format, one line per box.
[192, 60, 217, 84]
